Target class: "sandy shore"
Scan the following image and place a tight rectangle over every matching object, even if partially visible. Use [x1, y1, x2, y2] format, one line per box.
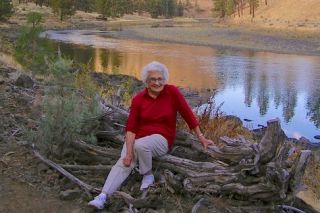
[102, 22, 320, 56]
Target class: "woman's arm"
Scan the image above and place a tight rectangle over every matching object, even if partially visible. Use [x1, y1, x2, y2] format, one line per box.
[193, 126, 214, 151]
[123, 131, 136, 167]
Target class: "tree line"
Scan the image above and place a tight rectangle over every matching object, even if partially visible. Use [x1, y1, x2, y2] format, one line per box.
[212, 0, 268, 18]
[0, 0, 184, 21]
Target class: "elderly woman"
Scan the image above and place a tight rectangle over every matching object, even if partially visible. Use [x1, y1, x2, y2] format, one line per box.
[88, 61, 213, 209]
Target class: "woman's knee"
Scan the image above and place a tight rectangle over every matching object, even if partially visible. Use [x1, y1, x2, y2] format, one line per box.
[134, 141, 149, 153]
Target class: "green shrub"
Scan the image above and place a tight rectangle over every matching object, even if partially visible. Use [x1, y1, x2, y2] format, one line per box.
[0, 0, 14, 20]
[35, 57, 102, 157]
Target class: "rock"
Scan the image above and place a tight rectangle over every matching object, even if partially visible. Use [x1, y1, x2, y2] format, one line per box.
[15, 74, 34, 88]
[37, 163, 49, 173]
[59, 189, 81, 201]
[224, 115, 243, 126]
[314, 135, 320, 140]
[70, 208, 82, 213]
[5, 86, 11, 92]
[297, 137, 320, 149]
[17, 140, 28, 146]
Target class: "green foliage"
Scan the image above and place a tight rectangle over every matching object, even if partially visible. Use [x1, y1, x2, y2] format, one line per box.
[37, 57, 102, 157]
[27, 11, 44, 28]
[146, 0, 178, 18]
[176, 1, 184, 17]
[13, 14, 53, 74]
[95, 0, 134, 19]
[0, 0, 14, 20]
[212, 0, 235, 18]
[75, 0, 95, 12]
[48, 55, 74, 83]
[33, 0, 50, 7]
[40, 91, 100, 157]
[14, 28, 44, 73]
[93, 0, 182, 19]
[50, 0, 76, 21]
[133, 0, 146, 15]
[212, 0, 260, 18]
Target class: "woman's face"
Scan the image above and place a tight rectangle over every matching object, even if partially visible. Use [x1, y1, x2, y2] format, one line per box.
[146, 70, 165, 94]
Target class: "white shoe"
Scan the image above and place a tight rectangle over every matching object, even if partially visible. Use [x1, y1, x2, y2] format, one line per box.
[140, 174, 154, 190]
[88, 193, 107, 209]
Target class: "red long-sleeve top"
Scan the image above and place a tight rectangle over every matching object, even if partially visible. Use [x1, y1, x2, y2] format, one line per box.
[125, 84, 199, 150]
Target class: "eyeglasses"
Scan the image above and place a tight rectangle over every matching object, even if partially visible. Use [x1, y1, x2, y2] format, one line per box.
[147, 77, 165, 84]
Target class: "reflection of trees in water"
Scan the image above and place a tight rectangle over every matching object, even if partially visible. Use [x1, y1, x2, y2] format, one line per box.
[98, 49, 122, 74]
[244, 64, 255, 107]
[244, 70, 254, 107]
[99, 48, 109, 68]
[306, 87, 320, 128]
[257, 73, 269, 115]
[282, 87, 297, 122]
[281, 64, 298, 123]
[58, 43, 94, 64]
[272, 72, 281, 109]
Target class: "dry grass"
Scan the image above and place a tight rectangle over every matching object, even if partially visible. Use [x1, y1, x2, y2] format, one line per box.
[178, 99, 253, 144]
[303, 150, 320, 198]
[198, 102, 253, 145]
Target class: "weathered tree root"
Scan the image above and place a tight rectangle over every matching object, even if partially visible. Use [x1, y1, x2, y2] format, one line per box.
[33, 101, 313, 211]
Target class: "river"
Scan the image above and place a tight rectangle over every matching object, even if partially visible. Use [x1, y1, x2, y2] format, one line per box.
[40, 30, 320, 143]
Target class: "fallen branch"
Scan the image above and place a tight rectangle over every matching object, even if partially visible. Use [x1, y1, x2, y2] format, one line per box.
[113, 191, 158, 209]
[191, 198, 205, 213]
[71, 139, 120, 159]
[277, 205, 306, 213]
[33, 150, 100, 197]
[60, 164, 112, 171]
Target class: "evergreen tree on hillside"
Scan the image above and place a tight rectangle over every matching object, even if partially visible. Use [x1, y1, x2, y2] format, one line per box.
[133, 0, 146, 15]
[34, 0, 50, 7]
[212, 0, 237, 18]
[95, 0, 134, 19]
[75, 0, 94, 13]
[145, 0, 162, 18]
[249, 0, 259, 18]
[0, 0, 14, 20]
[146, 0, 178, 18]
[50, 0, 76, 21]
[212, 0, 260, 18]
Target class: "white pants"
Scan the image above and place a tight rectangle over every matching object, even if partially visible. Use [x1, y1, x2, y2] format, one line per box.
[102, 134, 168, 195]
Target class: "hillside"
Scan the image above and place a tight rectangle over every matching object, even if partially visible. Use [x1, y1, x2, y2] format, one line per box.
[187, 0, 320, 31]
[232, 0, 320, 31]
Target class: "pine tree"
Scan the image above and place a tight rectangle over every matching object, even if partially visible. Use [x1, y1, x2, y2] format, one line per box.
[50, 0, 76, 21]
[75, 0, 94, 13]
[95, 0, 134, 19]
[0, 0, 14, 20]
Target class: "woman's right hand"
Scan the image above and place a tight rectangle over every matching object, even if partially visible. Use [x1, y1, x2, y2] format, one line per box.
[123, 154, 133, 167]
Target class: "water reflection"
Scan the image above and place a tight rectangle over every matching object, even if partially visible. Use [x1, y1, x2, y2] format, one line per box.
[41, 30, 320, 142]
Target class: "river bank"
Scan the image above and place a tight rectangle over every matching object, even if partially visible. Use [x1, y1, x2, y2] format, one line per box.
[2, 3, 320, 57]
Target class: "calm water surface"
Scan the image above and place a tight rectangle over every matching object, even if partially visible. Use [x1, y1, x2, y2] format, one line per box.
[41, 30, 320, 142]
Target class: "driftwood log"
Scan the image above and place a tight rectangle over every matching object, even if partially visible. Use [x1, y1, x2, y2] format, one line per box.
[35, 102, 313, 211]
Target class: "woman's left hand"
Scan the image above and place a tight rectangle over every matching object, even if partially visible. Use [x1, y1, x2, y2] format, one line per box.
[199, 136, 214, 151]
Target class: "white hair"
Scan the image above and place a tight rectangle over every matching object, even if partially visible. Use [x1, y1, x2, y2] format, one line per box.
[141, 61, 169, 84]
